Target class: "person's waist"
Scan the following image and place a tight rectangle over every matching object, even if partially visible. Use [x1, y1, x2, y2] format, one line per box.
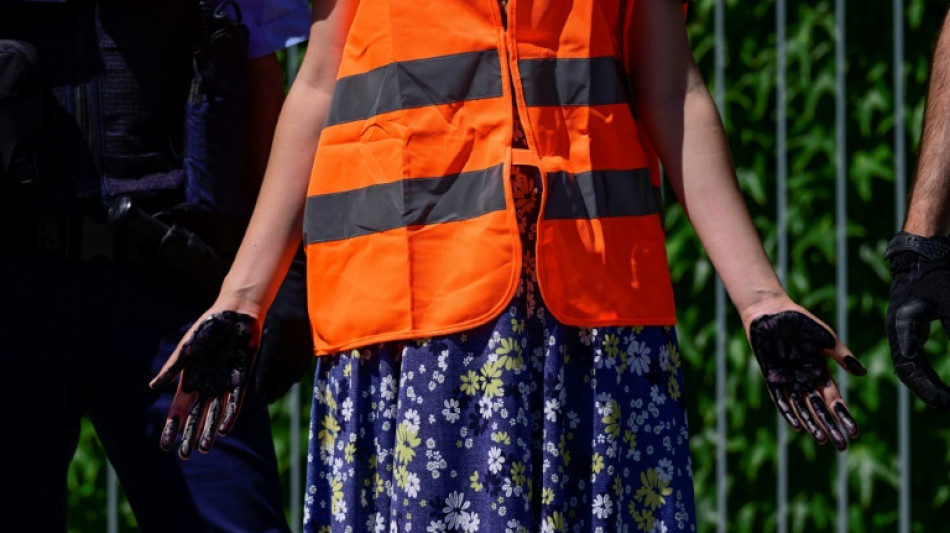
[0, 201, 242, 265]
[0, 208, 122, 262]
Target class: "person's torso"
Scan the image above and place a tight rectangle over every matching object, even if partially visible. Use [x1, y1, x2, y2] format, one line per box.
[0, 0, 196, 213]
[303, 0, 676, 354]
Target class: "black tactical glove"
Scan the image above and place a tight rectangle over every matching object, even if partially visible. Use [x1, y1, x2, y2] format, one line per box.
[254, 255, 314, 403]
[750, 311, 861, 451]
[151, 310, 260, 458]
[885, 231, 950, 410]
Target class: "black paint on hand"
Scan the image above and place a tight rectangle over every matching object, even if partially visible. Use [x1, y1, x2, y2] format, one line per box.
[178, 311, 259, 397]
[156, 311, 261, 458]
[750, 311, 834, 392]
[750, 310, 857, 450]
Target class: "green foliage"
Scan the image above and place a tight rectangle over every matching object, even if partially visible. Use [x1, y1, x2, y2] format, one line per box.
[676, 0, 950, 531]
[67, 376, 315, 533]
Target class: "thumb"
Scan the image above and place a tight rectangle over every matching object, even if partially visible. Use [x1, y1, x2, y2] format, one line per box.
[798, 310, 867, 377]
[827, 337, 868, 378]
[890, 299, 950, 410]
[150, 347, 186, 390]
[150, 319, 205, 389]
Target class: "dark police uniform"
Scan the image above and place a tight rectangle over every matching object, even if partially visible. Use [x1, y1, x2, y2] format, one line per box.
[0, 1, 309, 531]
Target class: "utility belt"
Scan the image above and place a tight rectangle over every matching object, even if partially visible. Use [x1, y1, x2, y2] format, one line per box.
[1, 196, 235, 296]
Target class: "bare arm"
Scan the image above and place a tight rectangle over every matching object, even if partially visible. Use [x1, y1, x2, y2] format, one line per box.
[215, 0, 353, 320]
[905, 9, 950, 236]
[629, 0, 864, 450]
[883, 8, 950, 411]
[628, 0, 784, 329]
[148, 0, 355, 457]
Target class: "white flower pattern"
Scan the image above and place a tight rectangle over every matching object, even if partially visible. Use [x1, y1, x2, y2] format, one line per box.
[302, 32, 695, 531]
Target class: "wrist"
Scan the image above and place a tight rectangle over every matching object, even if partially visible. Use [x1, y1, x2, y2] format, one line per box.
[211, 283, 266, 320]
[736, 290, 793, 331]
[884, 231, 950, 262]
[902, 209, 950, 238]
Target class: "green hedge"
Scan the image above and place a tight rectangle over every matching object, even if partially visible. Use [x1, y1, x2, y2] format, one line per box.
[676, 1, 950, 531]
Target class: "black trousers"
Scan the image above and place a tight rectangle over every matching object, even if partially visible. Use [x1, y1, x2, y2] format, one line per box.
[0, 257, 291, 533]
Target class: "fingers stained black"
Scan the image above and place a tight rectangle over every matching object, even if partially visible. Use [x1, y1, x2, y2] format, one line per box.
[160, 416, 180, 452]
[833, 402, 859, 438]
[808, 391, 845, 451]
[199, 398, 222, 453]
[791, 392, 825, 443]
[219, 386, 243, 435]
[769, 386, 800, 429]
[180, 400, 204, 459]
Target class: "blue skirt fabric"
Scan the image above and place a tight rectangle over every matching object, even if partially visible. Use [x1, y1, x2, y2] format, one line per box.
[304, 166, 697, 532]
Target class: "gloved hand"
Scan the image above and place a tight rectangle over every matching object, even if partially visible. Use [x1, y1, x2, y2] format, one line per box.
[254, 256, 314, 403]
[749, 310, 865, 451]
[885, 231, 950, 410]
[150, 310, 260, 459]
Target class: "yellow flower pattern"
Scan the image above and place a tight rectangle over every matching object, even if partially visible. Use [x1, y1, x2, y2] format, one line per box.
[305, 175, 696, 531]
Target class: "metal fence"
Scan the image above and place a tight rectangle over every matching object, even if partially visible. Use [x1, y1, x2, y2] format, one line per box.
[99, 3, 920, 531]
[709, 0, 912, 532]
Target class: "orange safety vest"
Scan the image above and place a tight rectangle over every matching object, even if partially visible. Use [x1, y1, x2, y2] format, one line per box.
[304, 0, 676, 355]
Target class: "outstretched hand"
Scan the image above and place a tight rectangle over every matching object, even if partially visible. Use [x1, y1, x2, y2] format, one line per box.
[885, 231, 950, 410]
[749, 310, 865, 451]
[150, 311, 261, 459]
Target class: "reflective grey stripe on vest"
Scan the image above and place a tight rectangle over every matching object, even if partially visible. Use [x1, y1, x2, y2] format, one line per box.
[304, 164, 506, 244]
[325, 50, 503, 126]
[519, 56, 629, 107]
[544, 168, 658, 220]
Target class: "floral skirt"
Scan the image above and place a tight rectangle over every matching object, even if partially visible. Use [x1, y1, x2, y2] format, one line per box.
[304, 166, 697, 533]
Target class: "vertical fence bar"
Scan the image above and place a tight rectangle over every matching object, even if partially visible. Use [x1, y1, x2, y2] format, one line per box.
[834, 0, 849, 531]
[713, 0, 727, 531]
[775, 0, 789, 531]
[893, 1, 910, 532]
[108, 465, 118, 533]
[285, 43, 304, 533]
